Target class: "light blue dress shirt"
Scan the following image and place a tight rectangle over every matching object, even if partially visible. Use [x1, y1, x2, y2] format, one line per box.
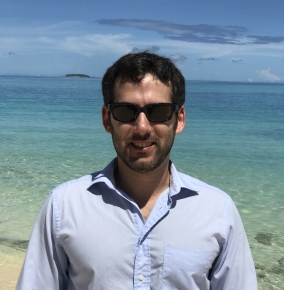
[16, 159, 257, 290]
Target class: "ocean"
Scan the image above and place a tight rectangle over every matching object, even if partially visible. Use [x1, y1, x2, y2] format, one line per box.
[0, 76, 283, 289]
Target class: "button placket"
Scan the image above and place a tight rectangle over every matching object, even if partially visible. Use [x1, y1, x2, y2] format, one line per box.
[133, 190, 171, 289]
[134, 236, 151, 289]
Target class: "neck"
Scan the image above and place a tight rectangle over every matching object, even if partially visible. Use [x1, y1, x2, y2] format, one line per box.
[115, 157, 171, 210]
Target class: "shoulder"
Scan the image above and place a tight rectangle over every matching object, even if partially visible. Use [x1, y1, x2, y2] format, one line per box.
[176, 170, 239, 226]
[51, 170, 103, 198]
[177, 171, 233, 203]
[177, 171, 245, 241]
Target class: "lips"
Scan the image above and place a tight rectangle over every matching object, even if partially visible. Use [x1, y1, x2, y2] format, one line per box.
[132, 142, 154, 148]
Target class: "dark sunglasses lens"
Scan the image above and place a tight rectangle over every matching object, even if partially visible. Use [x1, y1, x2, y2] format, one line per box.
[113, 105, 136, 122]
[148, 104, 172, 122]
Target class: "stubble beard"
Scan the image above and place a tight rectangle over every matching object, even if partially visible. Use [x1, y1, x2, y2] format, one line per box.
[110, 125, 177, 174]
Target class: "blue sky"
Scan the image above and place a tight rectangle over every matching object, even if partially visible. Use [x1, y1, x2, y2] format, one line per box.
[1, 0, 284, 82]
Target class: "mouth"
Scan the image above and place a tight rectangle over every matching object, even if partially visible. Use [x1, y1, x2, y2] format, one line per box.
[131, 142, 154, 149]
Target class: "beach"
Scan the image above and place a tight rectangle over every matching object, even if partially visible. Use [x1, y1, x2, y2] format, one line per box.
[1, 76, 283, 289]
[0, 246, 24, 290]
[0, 266, 20, 290]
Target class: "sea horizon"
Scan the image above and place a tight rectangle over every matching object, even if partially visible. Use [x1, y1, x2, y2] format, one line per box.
[1, 74, 284, 85]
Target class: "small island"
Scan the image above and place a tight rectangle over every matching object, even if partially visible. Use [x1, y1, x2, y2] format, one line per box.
[65, 74, 90, 78]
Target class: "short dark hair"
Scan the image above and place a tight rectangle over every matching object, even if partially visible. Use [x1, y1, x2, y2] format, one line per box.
[102, 52, 185, 106]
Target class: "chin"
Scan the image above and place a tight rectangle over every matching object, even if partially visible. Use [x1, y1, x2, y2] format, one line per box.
[124, 157, 164, 173]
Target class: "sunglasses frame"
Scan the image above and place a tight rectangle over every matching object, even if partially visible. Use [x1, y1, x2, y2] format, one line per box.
[107, 102, 180, 123]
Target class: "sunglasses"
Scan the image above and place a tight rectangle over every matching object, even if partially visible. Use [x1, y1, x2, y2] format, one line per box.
[107, 102, 179, 122]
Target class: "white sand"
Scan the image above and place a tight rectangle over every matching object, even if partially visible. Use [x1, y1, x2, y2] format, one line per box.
[0, 265, 21, 290]
[0, 246, 25, 290]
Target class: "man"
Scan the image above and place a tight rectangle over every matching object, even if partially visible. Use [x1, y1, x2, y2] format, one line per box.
[17, 52, 257, 289]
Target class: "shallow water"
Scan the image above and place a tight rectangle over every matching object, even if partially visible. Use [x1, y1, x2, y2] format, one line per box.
[1, 76, 283, 288]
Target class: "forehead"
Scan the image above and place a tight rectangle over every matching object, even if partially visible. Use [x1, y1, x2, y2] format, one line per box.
[113, 74, 172, 104]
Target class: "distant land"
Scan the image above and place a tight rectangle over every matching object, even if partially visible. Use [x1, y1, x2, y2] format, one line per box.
[65, 74, 90, 78]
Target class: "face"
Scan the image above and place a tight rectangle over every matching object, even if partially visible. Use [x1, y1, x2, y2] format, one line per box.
[102, 74, 185, 173]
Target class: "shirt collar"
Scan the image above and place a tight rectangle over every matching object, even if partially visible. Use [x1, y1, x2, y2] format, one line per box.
[89, 158, 118, 190]
[89, 157, 199, 196]
[168, 161, 199, 197]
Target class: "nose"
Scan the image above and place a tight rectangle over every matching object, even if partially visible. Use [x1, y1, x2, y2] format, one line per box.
[133, 112, 151, 134]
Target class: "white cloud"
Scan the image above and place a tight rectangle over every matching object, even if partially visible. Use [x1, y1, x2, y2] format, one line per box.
[131, 45, 160, 53]
[98, 19, 284, 45]
[256, 68, 284, 82]
[0, 33, 132, 57]
[1, 19, 284, 61]
[169, 53, 186, 63]
[61, 34, 131, 56]
[0, 20, 132, 57]
[1, 19, 284, 80]
[0, 20, 88, 36]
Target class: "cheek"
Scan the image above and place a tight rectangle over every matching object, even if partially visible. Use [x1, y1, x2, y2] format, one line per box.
[152, 123, 175, 137]
[112, 123, 133, 138]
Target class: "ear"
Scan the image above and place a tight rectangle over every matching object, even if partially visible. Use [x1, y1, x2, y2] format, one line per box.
[175, 106, 186, 134]
[102, 105, 112, 133]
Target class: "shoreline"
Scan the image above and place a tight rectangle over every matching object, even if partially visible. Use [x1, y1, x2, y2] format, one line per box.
[0, 246, 24, 290]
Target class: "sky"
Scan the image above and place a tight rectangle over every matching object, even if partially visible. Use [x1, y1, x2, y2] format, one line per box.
[1, 0, 284, 82]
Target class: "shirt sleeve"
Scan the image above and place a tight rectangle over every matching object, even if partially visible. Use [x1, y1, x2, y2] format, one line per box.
[16, 191, 68, 290]
[209, 198, 258, 290]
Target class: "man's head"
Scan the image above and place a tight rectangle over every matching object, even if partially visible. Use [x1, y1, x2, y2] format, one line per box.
[102, 52, 185, 106]
[102, 52, 186, 173]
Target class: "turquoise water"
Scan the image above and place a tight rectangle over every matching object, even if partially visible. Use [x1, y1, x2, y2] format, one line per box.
[1, 76, 283, 288]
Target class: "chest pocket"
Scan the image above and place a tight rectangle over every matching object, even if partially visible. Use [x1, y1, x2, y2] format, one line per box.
[162, 246, 215, 290]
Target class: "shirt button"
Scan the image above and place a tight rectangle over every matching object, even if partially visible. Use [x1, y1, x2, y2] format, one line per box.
[138, 275, 144, 281]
